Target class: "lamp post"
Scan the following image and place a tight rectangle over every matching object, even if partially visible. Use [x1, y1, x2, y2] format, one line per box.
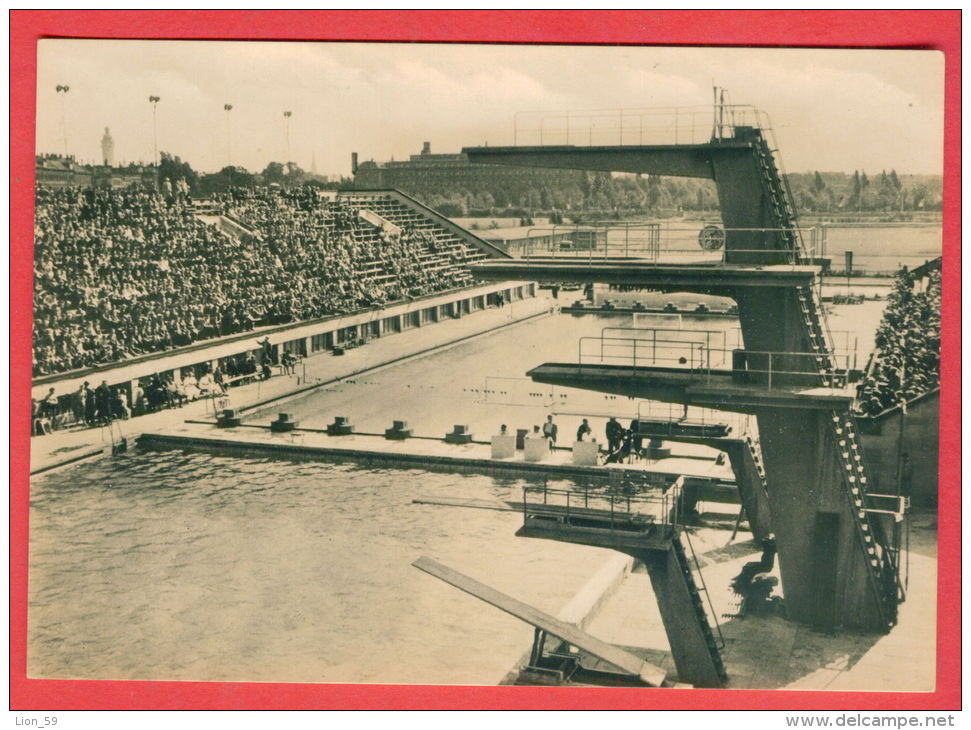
[224, 104, 234, 168]
[55, 84, 70, 158]
[149, 96, 161, 166]
[283, 111, 292, 167]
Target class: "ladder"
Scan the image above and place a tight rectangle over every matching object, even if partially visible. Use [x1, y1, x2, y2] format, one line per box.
[743, 432, 770, 496]
[671, 533, 728, 683]
[750, 123, 901, 630]
[795, 283, 838, 379]
[830, 411, 899, 629]
[750, 132, 802, 258]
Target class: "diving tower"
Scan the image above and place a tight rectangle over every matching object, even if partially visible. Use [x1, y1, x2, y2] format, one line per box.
[464, 102, 906, 637]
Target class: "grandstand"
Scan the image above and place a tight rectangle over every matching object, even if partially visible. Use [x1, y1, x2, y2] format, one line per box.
[32, 185, 506, 379]
[31, 183, 530, 433]
[855, 265, 941, 417]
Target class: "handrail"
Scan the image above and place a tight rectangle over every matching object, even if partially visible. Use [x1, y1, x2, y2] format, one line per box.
[683, 529, 726, 650]
[601, 326, 730, 357]
[514, 224, 821, 267]
[521, 479, 685, 531]
[512, 104, 768, 147]
[576, 334, 852, 389]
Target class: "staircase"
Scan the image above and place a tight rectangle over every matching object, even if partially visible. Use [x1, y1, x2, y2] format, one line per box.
[671, 533, 728, 683]
[830, 411, 900, 630]
[750, 131, 802, 258]
[752, 129, 840, 382]
[743, 431, 770, 497]
[795, 283, 839, 379]
[751, 126, 903, 631]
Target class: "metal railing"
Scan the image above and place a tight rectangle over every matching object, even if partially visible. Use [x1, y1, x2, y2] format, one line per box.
[579, 336, 720, 372]
[521, 475, 686, 533]
[511, 224, 822, 268]
[634, 401, 749, 437]
[601, 325, 733, 355]
[576, 334, 853, 390]
[512, 104, 768, 147]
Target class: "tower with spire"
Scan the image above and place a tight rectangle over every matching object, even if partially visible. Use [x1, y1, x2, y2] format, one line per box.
[311, 151, 318, 176]
[101, 127, 115, 167]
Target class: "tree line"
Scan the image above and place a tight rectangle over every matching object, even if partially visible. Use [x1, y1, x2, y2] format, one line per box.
[156, 153, 942, 219]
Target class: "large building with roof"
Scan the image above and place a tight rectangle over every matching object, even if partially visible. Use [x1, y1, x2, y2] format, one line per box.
[352, 141, 588, 202]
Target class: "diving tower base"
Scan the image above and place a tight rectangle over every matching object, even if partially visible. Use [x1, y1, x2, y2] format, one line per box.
[516, 505, 727, 688]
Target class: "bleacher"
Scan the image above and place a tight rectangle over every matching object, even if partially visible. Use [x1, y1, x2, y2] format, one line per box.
[32, 185, 503, 378]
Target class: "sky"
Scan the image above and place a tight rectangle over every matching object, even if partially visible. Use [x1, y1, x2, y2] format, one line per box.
[35, 40, 945, 177]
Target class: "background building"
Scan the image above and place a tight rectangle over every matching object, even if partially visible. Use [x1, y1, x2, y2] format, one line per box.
[352, 141, 594, 213]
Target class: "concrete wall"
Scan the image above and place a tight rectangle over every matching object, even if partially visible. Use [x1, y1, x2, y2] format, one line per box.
[858, 391, 940, 506]
[756, 409, 883, 631]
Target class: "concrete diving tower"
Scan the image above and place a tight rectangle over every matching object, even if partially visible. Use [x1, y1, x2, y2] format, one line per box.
[513, 484, 728, 688]
[464, 111, 906, 634]
[465, 124, 809, 266]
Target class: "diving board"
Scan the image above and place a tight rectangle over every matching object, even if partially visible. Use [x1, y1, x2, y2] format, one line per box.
[411, 555, 667, 687]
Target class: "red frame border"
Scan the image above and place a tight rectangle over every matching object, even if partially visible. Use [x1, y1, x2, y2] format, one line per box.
[9, 10, 961, 710]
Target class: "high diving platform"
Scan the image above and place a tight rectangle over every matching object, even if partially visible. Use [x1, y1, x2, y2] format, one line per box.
[527, 363, 855, 412]
[457, 100, 909, 639]
[471, 260, 819, 293]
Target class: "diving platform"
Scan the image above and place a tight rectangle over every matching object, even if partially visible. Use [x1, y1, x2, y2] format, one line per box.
[528, 363, 854, 413]
[471, 260, 819, 295]
[464, 143, 745, 178]
[511, 484, 729, 687]
[456, 103, 908, 638]
[412, 556, 669, 687]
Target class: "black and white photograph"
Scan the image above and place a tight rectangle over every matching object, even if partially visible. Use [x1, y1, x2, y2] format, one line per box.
[27, 39, 943, 693]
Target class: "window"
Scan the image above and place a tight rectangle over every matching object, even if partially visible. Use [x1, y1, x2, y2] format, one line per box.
[382, 316, 401, 334]
[310, 333, 327, 352]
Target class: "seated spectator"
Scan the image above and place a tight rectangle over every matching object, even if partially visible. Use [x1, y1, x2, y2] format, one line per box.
[32, 184, 481, 377]
[181, 372, 200, 401]
[110, 389, 130, 420]
[198, 371, 222, 396]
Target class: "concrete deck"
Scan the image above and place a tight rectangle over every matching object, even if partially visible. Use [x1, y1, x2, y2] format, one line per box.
[523, 511, 937, 691]
[30, 296, 552, 475]
[138, 420, 736, 484]
[471, 260, 819, 293]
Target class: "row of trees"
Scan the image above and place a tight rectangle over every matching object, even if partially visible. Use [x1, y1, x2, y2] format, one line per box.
[398, 170, 940, 219]
[415, 173, 721, 219]
[155, 152, 942, 218]
[788, 170, 942, 214]
[157, 153, 343, 195]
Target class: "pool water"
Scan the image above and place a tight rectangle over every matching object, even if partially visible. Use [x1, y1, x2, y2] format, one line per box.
[29, 451, 615, 684]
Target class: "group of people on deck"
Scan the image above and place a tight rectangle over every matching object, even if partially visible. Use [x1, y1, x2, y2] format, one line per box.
[515, 414, 644, 463]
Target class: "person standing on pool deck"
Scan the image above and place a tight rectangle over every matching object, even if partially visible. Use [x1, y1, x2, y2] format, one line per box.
[577, 418, 593, 442]
[542, 415, 558, 451]
[606, 417, 623, 452]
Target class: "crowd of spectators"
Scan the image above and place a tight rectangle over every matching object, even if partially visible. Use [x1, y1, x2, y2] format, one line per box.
[33, 184, 477, 377]
[31, 360, 240, 435]
[855, 268, 941, 416]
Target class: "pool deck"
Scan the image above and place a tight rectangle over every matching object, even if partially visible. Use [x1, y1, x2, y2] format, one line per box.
[495, 511, 937, 692]
[138, 420, 734, 484]
[29, 296, 553, 475]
